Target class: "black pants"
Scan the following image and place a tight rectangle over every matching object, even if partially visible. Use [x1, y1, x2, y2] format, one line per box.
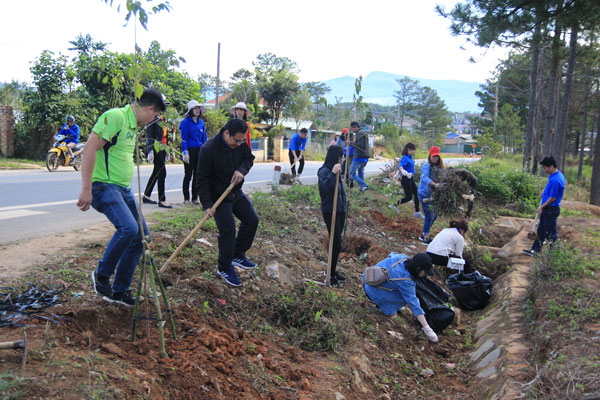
[183, 147, 201, 201]
[289, 150, 305, 176]
[144, 150, 167, 202]
[426, 252, 473, 274]
[532, 206, 560, 252]
[213, 192, 259, 271]
[322, 211, 346, 277]
[399, 176, 419, 212]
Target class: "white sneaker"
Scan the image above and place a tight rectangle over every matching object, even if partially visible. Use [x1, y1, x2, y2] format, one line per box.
[413, 212, 425, 219]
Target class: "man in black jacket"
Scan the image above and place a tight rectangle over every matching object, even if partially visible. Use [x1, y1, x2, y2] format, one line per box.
[196, 119, 259, 287]
[349, 121, 370, 192]
[143, 114, 173, 208]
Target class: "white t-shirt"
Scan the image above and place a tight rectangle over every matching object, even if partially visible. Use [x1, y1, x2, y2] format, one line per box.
[426, 228, 464, 258]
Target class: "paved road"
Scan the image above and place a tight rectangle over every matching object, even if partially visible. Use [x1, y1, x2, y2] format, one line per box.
[0, 158, 477, 245]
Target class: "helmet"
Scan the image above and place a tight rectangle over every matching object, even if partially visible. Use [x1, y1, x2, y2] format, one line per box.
[66, 115, 75, 123]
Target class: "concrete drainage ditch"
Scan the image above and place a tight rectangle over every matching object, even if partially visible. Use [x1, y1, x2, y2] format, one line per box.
[470, 217, 535, 400]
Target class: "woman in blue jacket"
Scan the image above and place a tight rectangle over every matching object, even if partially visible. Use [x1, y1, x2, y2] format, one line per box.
[392, 142, 423, 218]
[417, 146, 444, 244]
[180, 100, 207, 205]
[318, 145, 347, 286]
[363, 252, 439, 342]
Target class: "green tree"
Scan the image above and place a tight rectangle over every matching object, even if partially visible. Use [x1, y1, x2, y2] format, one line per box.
[394, 76, 419, 130]
[412, 86, 451, 139]
[286, 88, 312, 132]
[496, 103, 524, 153]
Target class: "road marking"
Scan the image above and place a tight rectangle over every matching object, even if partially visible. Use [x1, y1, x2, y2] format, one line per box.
[0, 209, 48, 220]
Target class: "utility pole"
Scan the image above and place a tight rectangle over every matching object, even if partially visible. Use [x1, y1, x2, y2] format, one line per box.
[215, 42, 221, 110]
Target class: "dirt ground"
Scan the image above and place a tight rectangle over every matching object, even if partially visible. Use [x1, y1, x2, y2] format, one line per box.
[4, 186, 592, 399]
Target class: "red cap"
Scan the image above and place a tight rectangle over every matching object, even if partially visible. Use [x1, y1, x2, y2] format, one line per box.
[429, 146, 441, 157]
[342, 128, 348, 134]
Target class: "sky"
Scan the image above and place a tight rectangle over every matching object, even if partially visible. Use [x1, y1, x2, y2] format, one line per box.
[1, 0, 509, 85]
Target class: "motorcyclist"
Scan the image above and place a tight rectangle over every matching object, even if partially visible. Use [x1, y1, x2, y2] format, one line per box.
[58, 115, 80, 158]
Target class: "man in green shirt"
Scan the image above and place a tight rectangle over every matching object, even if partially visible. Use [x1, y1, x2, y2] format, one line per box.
[77, 88, 166, 306]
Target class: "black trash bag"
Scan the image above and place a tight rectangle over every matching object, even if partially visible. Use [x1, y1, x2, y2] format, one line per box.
[415, 277, 455, 333]
[446, 271, 493, 311]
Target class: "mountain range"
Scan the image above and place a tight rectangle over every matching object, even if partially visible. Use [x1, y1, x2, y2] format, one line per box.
[320, 71, 483, 113]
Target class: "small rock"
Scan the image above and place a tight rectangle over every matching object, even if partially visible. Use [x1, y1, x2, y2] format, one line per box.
[101, 343, 125, 358]
[386, 331, 404, 340]
[445, 363, 456, 369]
[334, 392, 346, 400]
[420, 368, 434, 377]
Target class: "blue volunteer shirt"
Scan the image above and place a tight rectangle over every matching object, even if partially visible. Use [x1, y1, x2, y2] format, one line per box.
[542, 170, 565, 207]
[418, 162, 435, 198]
[289, 133, 307, 151]
[400, 154, 415, 174]
[179, 116, 207, 152]
[362, 253, 425, 317]
[58, 123, 80, 144]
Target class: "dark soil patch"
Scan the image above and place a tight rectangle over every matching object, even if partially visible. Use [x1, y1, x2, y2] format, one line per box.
[368, 210, 422, 239]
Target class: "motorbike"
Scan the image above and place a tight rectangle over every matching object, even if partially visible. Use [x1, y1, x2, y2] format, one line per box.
[46, 134, 85, 172]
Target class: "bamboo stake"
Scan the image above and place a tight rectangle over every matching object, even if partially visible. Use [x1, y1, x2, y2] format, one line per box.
[326, 171, 340, 287]
[159, 182, 236, 274]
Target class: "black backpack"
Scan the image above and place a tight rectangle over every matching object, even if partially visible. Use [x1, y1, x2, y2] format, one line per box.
[414, 277, 455, 334]
[446, 271, 493, 311]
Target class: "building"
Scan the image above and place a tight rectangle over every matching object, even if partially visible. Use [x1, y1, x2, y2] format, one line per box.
[443, 132, 480, 154]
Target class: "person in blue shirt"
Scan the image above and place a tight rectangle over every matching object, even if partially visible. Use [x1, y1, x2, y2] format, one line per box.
[363, 252, 439, 342]
[179, 100, 207, 205]
[58, 115, 80, 158]
[289, 128, 308, 177]
[524, 156, 565, 256]
[392, 142, 424, 218]
[417, 146, 444, 244]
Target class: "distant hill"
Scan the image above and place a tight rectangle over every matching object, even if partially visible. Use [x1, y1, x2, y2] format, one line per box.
[320, 71, 483, 113]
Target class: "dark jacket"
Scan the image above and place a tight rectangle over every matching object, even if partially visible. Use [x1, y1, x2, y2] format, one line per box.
[197, 132, 255, 209]
[145, 117, 167, 154]
[318, 165, 347, 213]
[352, 129, 369, 159]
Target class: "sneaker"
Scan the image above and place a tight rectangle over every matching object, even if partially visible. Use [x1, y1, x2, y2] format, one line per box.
[413, 212, 425, 219]
[334, 271, 346, 282]
[216, 266, 242, 287]
[360, 186, 370, 193]
[329, 276, 340, 287]
[142, 195, 157, 205]
[192, 199, 200, 205]
[522, 249, 537, 257]
[103, 290, 136, 307]
[418, 235, 432, 245]
[91, 271, 112, 297]
[183, 200, 192, 206]
[232, 256, 257, 270]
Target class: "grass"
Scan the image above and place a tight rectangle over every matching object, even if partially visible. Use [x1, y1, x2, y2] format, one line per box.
[0, 157, 44, 170]
[0, 372, 25, 399]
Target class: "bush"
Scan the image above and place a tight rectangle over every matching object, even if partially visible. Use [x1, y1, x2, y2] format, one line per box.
[532, 241, 599, 282]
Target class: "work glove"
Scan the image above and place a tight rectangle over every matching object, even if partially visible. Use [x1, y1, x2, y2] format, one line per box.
[461, 194, 475, 201]
[182, 151, 190, 164]
[147, 151, 154, 163]
[165, 152, 170, 162]
[422, 326, 439, 343]
[401, 169, 409, 177]
[406, 172, 413, 179]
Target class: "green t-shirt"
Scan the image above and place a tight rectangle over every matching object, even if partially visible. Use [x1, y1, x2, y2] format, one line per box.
[91, 105, 138, 188]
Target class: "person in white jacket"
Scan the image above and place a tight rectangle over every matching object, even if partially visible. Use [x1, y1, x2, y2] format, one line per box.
[426, 219, 472, 273]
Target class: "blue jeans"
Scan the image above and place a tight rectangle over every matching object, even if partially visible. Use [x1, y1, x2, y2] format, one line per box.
[91, 182, 150, 293]
[418, 194, 436, 236]
[350, 160, 368, 189]
[532, 206, 560, 252]
[213, 191, 259, 271]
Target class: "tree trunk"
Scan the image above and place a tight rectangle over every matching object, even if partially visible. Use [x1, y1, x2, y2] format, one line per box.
[577, 70, 589, 180]
[591, 102, 600, 205]
[542, 24, 562, 158]
[553, 25, 578, 170]
[532, 45, 547, 175]
[523, 19, 542, 171]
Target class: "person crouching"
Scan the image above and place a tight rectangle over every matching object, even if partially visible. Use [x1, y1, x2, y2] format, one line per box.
[363, 253, 439, 342]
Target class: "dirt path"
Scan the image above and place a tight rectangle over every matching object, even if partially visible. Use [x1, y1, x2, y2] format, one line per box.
[0, 220, 115, 281]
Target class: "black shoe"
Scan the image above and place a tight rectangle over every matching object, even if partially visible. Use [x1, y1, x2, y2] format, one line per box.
[158, 201, 173, 209]
[192, 199, 200, 205]
[334, 271, 346, 282]
[329, 276, 340, 287]
[522, 249, 537, 257]
[419, 235, 432, 245]
[360, 186, 370, 193]
[142, 195, 157, 205]
[91, 271, 112, 297]
[103, 290, 136, 307]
